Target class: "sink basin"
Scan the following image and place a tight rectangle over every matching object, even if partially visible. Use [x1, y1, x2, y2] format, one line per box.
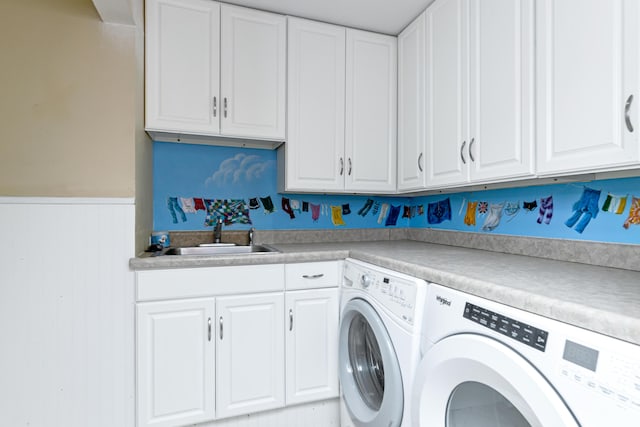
[164, 244, 278, 256]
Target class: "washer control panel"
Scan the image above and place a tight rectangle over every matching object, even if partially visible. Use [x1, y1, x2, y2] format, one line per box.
[344, 262, 420, 326]
[463, 302, 549, 352]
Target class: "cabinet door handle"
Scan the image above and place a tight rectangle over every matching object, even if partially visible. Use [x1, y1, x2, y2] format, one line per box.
[418, 152, 424, 172]
[224, 97, 228, 118]
[207, 317, 212, 341]
[625, 94, 634, 132]
[219, 316, 223, 340]
[460, 140, 467, 164]
[469, 138, 475, 162]
[302, 273, 324, 279]
[339, 158, 344, 176]
[213, 97, 217, 117]
[348, 158, 352, 176]
[289, 309, 293, 331]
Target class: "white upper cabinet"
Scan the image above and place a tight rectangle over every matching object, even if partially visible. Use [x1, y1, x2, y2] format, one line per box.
[467, 0, 535, 182]
[425, 0, 535, 189]
[536, 0, 640, 175]
[424, 0, 467, 188]
[220, 5, 286, 140]
[145, 0, 286, 143]
[345, 29, 398, 192]
[145, 0, 220, 135]
[283, 17, 346, 192]
[398, 11, 427, 191]
[281, 20, 397, 193]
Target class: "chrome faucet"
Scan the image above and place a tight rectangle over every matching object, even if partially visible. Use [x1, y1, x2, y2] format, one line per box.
[213, 218, 223, 243]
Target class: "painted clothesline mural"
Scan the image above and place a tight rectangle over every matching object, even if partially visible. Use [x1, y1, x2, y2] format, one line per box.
[165, 194, 420, 228]
[153, 141, 640, 245]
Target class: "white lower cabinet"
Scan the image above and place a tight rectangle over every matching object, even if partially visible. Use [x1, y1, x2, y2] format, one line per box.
[135, 262, 340, 426]
[216, 293, 285, 419]
[136, 298, 216, 427]
[285, 288, 339, 405]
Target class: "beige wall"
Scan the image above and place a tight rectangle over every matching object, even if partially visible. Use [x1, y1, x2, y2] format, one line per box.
[0, 0, 136, 197]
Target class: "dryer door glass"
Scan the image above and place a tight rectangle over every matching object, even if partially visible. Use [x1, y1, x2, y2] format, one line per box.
[446, 381, 530, 427]
[348, 313, 384, 410]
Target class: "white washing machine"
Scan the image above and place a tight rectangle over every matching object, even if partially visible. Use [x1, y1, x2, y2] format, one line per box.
[412, 282, 640, 427]
[339, 258, 427, 427]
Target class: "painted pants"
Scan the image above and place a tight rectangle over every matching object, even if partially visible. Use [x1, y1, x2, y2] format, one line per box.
[565, 188, 601, 234]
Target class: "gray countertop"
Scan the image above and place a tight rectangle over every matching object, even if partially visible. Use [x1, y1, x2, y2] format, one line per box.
[130, 240, 640, 346]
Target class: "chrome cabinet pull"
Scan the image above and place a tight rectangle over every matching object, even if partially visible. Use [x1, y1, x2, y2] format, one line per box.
[219, 316, 223, 340]
[207, 317, 212, 341]
[289, 309, 293, 331]
[224, 98, 228, 118]
[460, 140, 467, 164]
[418, 152, 424, 172]
[469, 138, 475, 162]
[339, 158, 344, 175]
[213, 97, 217, 117]
[625, 94, 634, 132]
[302, 273, 324, 279]
[348, 158, 352, 176]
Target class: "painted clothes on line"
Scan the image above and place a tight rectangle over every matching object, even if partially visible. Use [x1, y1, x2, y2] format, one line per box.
[602, 193, 628, 214]
[537, 196, 553, 224]
[428, 198, 452, 224]
[565, 187, 601, 234]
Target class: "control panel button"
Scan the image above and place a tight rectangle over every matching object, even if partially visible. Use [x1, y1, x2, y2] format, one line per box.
[463, 302, 548, 352]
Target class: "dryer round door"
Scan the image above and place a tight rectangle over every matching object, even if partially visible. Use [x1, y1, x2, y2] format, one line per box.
[411, 334, 580, 427]
[339, 298, 403, 427]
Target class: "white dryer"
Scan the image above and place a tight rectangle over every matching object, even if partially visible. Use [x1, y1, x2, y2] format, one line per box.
[412, 283, 640, 427]
[339, 259, 427, 427]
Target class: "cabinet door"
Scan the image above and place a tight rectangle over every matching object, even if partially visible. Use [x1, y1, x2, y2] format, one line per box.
[345, 29, 398, 192]
[145, 0, 220, 134]
[285, 289, 339, 405]
[467, 0, 535, 182]
[216, 293, 285, 419]
[284, 17, 346, 192]
[536, 0, 640, 174]
[220, 5, 286, 140]
[398, 12, 427, 191]
[137, 298, 215, 427]
[425, 0, 468, 188]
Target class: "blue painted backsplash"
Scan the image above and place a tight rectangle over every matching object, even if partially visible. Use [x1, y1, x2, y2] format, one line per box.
[153, 142, 640, 245]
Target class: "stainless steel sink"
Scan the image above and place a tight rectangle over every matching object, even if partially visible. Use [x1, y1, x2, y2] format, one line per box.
[164, 244, 278, 256]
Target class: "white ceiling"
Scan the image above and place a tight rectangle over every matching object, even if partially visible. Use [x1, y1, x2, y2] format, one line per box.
[221, 0, 435, 35]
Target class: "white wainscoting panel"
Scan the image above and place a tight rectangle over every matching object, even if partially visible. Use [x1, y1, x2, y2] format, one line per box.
[0, 198, 135, 427]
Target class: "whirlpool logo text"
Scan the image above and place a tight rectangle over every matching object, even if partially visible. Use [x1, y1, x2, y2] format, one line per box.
[436, 295, 451, 306]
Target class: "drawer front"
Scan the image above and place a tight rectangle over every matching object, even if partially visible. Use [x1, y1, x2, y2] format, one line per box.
[137, 264, 285, 301]
[285, 261, 342, 290]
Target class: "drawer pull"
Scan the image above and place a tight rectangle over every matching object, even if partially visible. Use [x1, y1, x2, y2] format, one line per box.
[302, 273, 324, 279]
[212, 97, 217, 117]
[219, 316, 223, 340]
[207, 317, 212, 341]
[418, 152, 424, 172]
[469, 138, 475, 162]
[289, 309, 293, 331]
[460, 140, 467, 164]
